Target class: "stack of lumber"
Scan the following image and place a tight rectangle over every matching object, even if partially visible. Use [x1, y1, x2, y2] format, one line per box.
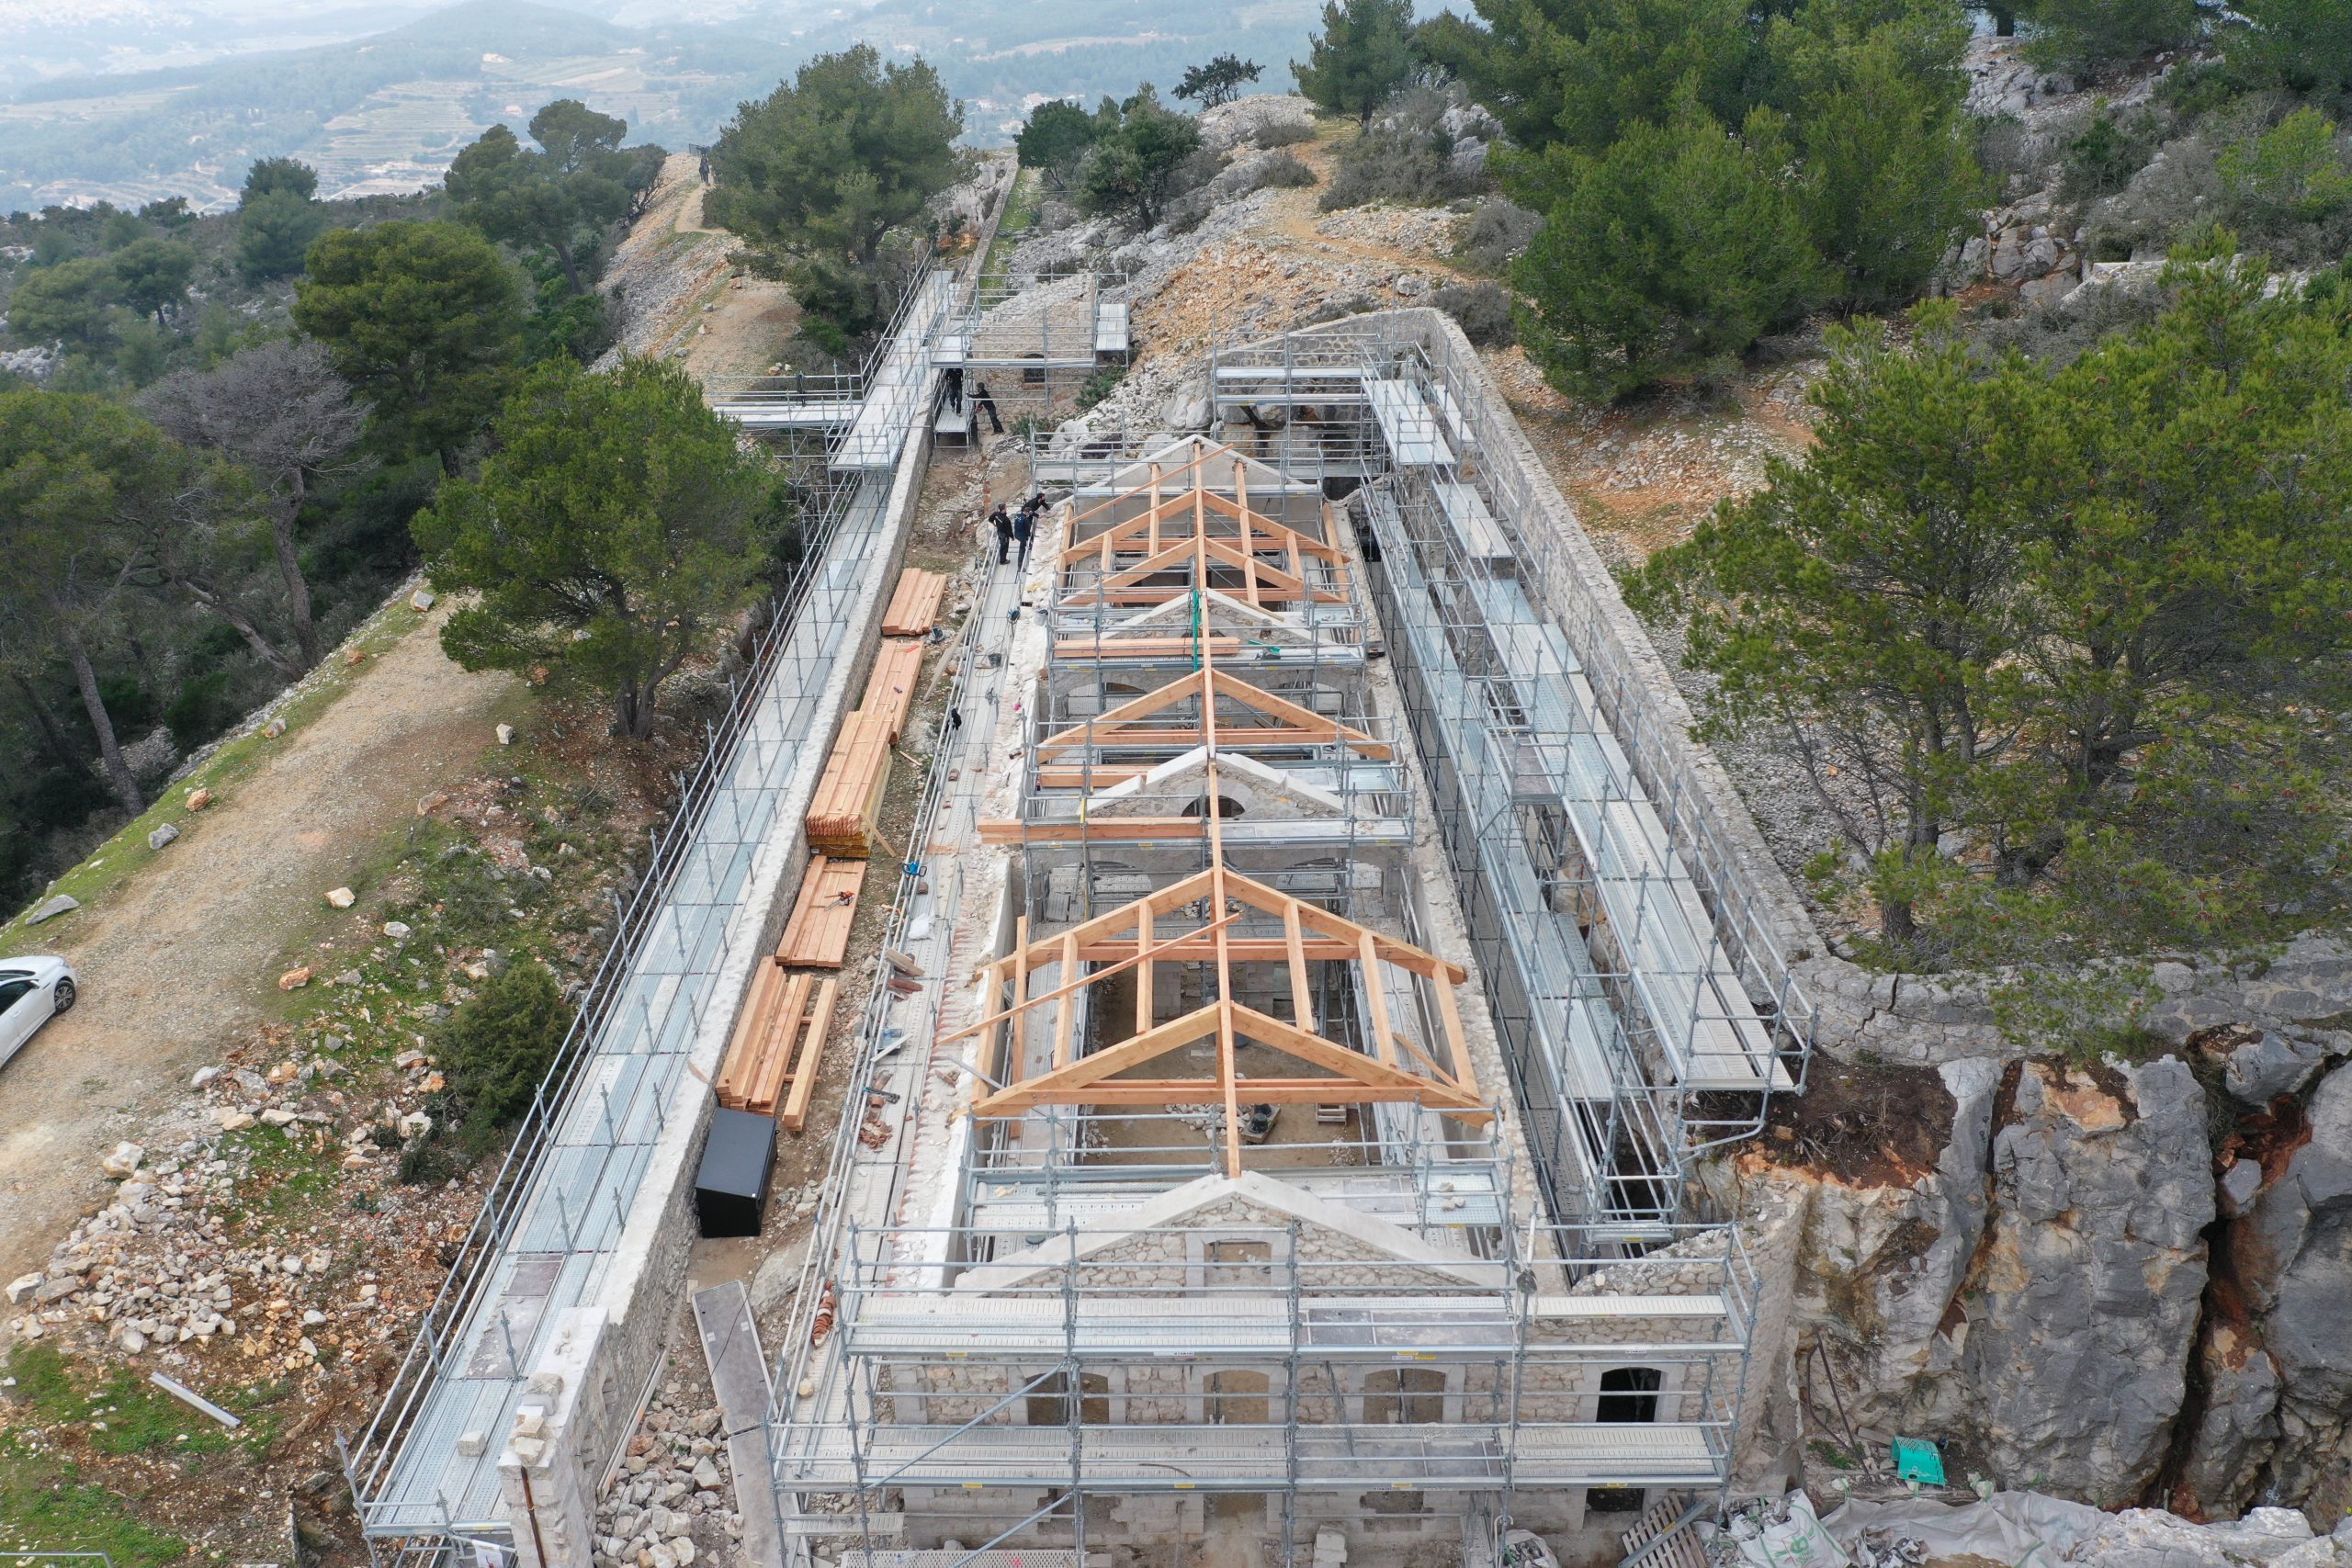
[716, 963, 841, 1131]
[859, 639, 925, 742]
[879, 569, 947, 637]
[806, 709, 893, 857]
[776, 855, 868, 967]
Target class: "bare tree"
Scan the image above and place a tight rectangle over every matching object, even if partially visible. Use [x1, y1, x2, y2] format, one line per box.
[139, 340, 364, 670]
[120, 461, 312, 682]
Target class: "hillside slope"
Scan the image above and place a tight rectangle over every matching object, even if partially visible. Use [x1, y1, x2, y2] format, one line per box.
[0, 594, 514, 1288]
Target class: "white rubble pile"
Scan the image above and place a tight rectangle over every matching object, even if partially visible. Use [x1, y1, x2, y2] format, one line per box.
[591, 1382, 743, 1568]
[1710, 1490, 2352, 1568]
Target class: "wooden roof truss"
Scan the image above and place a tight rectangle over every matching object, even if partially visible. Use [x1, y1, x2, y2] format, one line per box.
[1032, 663, 1389, 773]
[1058, 452, 1348, 612]
[952, 861, 1489, 1174]
[961, 636, 1486, 1171]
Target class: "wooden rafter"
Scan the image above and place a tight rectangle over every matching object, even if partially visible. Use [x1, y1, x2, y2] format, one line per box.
[960, 450, 1489, 1172]
[1057, 484, 1341, 567]
[1032, 665, 1391, 761]
[965, 855, 1491, 1164]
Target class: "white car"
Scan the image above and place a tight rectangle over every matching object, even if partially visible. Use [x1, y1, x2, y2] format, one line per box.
[0, 956, 76, 1068]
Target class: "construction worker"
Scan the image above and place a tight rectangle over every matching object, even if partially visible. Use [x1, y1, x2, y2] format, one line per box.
[972, 379, 1004, 434]
[989, 503, 1013, 564]
[1012, 503, 1036, 570]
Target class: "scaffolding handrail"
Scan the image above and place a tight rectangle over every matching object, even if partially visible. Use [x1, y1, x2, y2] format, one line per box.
[339, 471, 873, 1517]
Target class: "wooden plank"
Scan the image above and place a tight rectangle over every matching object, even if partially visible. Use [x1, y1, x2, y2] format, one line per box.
[1053, 637, 1252, 659]
[974, 818, 1207, 845]
[747, 972, 814, 1113]
[776, 856, 869, 966]
[1053, 933, 1078, 1070]
[1060, 1081, 1446, 1105]
[1433, 971, 1480, 1103]
[859, 639, 926, 742]
[807, 710, 894, 858]
[879, 570, 948, 637]
[1285, 902, 1315, 1035]
[779, 977, 841, 1133]
[1361, 931, 1397, 1071]
[1078, 937, 1356, 962]
[718, 961, 787, 1107]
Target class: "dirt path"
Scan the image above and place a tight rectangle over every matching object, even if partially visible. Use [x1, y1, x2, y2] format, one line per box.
[0, 606, 513, 1288]
[599, 152, 802, 381]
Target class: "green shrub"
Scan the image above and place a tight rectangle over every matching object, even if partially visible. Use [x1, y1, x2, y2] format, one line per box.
[2021, 0, 2203, 71]
[2221, 106, 2352, 222]
[1431, 280, 1518, 346]
[1076, 363, 1127, 412]
[1453, 196, 1541, 275]
[1511, 105, 1823, 399]
[1320, 88, 1487, 211]
[2064, 101, 2166, 201]
[2224, 0, 2352, 99]
[1255, 151, 1318, 189]
[441, 961, 571, 1131]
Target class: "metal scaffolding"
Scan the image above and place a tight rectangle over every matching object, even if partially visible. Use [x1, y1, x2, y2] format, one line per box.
[760, 395, 1806, 1568]
[340, 465, 888, 1553]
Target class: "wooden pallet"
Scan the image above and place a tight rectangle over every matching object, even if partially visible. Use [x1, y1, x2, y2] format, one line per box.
[717, 964, 842, 1130]
[879, 570, 947, 637]
[859, 639, 926, 742]
[1618, 1492, 1706, 1568]
[807, 709, 894, 858]
[776, 855, 868, 967]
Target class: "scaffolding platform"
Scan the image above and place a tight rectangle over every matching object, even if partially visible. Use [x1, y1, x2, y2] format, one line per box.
[776, 1420, 1728, 1490]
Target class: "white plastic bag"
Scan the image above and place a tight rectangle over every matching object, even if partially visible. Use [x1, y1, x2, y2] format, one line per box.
[1738, 1493, 1855, 1568]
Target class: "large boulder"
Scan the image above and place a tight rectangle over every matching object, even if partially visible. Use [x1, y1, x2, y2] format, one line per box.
[1960, 1058, 2215, 1504]
[1196, 94, 1315, 153]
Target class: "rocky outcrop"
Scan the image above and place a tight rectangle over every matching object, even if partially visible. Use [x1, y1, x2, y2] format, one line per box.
[1962, 1059, 2214, 1504]
[1195, 94, 1315, 153]
[2208, 1066, 2352, 1522]
[1802, 936, 2352, 1071]
[1754, 1058, 1999, 1437]
[1747, 1045, 2352, 1523]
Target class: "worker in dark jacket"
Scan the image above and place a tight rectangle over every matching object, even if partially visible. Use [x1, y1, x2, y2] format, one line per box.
[1012, 503, 1036, 569]
[989, 503, 1014, 564]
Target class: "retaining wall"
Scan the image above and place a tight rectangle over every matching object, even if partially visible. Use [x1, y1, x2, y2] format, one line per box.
[498, 424, 940, 1568]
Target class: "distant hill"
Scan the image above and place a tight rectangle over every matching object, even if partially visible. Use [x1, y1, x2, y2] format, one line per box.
[785, 0, 1330, 139]
[0, 0, 1428, 217]
[0, 0, 798, 214]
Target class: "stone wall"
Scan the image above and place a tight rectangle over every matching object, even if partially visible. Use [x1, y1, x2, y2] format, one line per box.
[496, 399, 940, 1568]
[891, 1346, 1730, 1427]
[1802, 934, 2352, 1069]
